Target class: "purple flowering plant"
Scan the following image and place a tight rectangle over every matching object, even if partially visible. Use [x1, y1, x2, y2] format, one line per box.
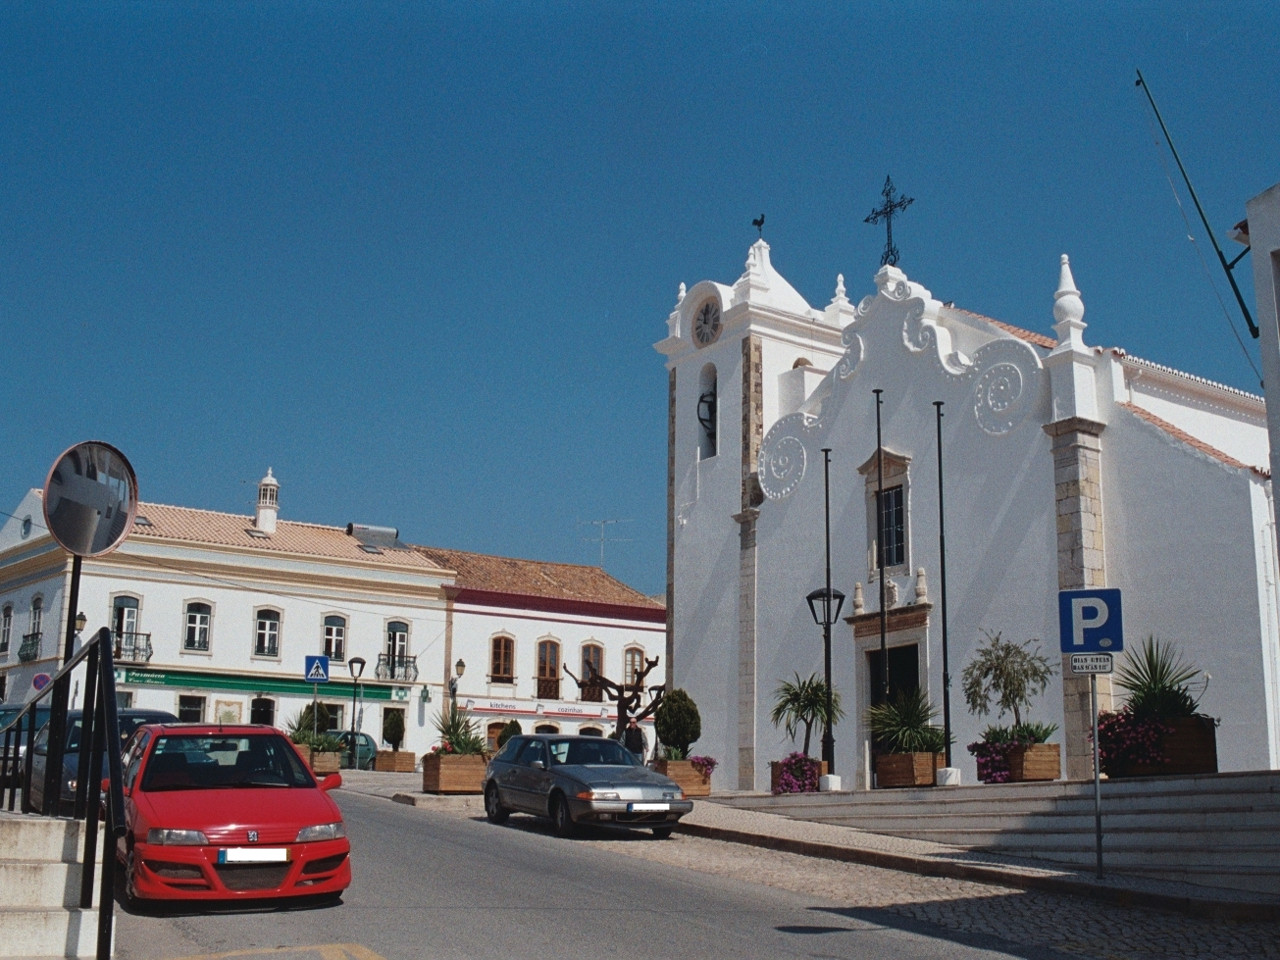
[688, 755, 718, 778]
[772, 751, 821, 795]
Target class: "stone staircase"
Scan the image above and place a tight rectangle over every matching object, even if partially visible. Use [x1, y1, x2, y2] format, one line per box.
[718, 770, 1280, 896]
[0, 813, 110, 958]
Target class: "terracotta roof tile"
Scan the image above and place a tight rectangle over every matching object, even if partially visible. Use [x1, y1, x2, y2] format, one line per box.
[1119, 403, 1269, 479]
[946, 307, 1057, 350]
[130, 502, 444, 568]
[415, 546, 664, 610]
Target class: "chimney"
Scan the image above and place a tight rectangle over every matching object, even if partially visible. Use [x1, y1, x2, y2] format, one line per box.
[255, 468, 279, 534]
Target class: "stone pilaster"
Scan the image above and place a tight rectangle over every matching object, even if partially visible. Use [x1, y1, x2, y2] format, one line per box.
[666, 368, 676, 690]
[1045, 416, 1114, 779]
[733, 507, 759, 790]
[741, 336, 763, 511]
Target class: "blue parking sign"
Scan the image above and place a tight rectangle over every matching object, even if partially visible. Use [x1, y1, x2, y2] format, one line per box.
[1058, 589, 1123, 653]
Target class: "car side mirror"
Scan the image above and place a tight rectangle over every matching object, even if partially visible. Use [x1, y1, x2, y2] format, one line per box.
[33, 743, 46, 756]
[531, 760, 546, 771]
[319, 772, 343, 791]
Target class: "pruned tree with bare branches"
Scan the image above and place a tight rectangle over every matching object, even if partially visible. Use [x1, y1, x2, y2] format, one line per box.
[565, 655, 665, 738]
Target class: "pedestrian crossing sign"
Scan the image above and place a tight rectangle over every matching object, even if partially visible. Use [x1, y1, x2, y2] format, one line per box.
[304, 655, 330, 683]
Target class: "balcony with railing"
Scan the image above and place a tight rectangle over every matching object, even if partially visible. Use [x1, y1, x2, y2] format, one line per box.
[113, 631, 153, 663]
[536, 676, 561, 701]
[579, 681, 604, 703]
[18, 631, 41, 662]
[375, 653, 418, 682]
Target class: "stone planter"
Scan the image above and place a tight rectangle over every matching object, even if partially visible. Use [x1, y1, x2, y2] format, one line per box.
[1007, 742, 1060, 782]
[654, 759, 711, 797]
[421, 753, 487, 794]
[874, 752, 942, 788]
[375, 750, 417, 772]
[768, 759, 828, 794]
[1106, 715, 1218, 778]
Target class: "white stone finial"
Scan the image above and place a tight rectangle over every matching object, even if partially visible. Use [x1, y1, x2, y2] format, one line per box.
[677, 282, 686, 304]
[1053, 254, 1085, 333]
[852, 582, 865, 615]
[885, 579, 899, 609]
[914, 567, 928, 603]
[835, 274, 846, 299]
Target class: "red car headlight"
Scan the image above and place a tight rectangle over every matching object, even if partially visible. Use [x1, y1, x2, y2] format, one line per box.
[147, 828, 209, 845]
[295, 821, 346, 842]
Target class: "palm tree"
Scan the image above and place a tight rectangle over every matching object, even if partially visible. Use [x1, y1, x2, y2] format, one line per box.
[770, 672, 844, 756]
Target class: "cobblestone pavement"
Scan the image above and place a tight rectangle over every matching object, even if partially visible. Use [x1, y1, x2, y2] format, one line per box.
[341, 772, 1280, 960]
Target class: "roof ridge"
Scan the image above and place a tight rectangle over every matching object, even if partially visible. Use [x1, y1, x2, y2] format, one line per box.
[138, 500, 345, 533]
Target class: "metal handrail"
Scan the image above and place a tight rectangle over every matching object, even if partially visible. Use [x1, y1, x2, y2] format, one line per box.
[0, 627, 122, 960]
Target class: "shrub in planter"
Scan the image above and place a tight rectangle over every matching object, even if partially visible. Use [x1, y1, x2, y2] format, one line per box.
[654, 688, 701, 760]
[867, 689, 949, 788]
[496, 719, 522, 749]
[771, 751, 822, 794]
[769, 672, 843, 757]
[968, 722, 1059, 783]
[383, 710, 405, 752]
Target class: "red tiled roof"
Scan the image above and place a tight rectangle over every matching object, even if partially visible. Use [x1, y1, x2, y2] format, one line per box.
[947, 307, 1057, 349]
[1119, 403, 1269, 479]
[129, 502, 444, 568]
[416, 545, 664, 610]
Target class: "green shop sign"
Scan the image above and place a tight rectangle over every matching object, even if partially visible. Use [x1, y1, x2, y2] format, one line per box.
[118, 667, 394, 701]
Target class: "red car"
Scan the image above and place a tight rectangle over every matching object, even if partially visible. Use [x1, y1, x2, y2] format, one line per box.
[115, 723, 351, 906]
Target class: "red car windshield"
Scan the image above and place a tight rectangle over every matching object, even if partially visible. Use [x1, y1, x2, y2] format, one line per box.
[141, 734, 314, 791]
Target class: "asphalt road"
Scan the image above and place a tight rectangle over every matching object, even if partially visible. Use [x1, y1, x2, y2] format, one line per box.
[112, 791, 1076, 960]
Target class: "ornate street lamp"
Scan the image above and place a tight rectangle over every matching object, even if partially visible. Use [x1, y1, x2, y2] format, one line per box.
[449, 658, 465, 709]
[346, 656, 366, 769]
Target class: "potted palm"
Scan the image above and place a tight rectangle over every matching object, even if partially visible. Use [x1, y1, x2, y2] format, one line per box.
[961, 632, 1060, 782]
[421, 704, 488, 794]
[653, 689, 714, 796]
[866, 688, 948, 788]
[768, 673, 840, 792]
[375, 710, 416, 772]
[287, 704, 344, 774]
[1098, 637, 1217, 778]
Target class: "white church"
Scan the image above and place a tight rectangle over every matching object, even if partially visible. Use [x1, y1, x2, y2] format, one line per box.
[657, 238, 1280, 791]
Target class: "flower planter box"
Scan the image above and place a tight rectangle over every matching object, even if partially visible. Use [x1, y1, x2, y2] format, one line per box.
[1106, 716, 1218, 778]
[421, 753, 487, 794]
[310, 751, 342, 775]
[375, 750, 417, 773]
[1007, 742, 1060, 782]
[874, 752, 942, 788]
[769, 759, 828, 794]
[654, 759, 711, 797]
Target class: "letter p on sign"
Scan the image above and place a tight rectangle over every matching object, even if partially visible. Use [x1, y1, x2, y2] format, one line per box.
[1058, 589, 1123, 653]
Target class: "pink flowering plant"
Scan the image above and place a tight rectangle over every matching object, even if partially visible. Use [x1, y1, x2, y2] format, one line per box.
[772, 751, 821, 795]
[688, 755, 718, 778]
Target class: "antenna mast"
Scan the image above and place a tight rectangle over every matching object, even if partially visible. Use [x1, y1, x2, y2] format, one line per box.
[579, 518, 633, 567]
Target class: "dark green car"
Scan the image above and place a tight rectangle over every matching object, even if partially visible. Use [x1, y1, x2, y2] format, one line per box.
[337, 730, 377, 770]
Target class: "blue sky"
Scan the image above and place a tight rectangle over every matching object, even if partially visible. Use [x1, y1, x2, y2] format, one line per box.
[3, 2, 1278, 597]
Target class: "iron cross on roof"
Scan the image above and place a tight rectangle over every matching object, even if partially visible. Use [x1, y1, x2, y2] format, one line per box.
[864, 175, 914, 267]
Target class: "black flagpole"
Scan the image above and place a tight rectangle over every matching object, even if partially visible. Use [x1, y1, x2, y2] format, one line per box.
[934, 401, 952, 767]
[874, 390, 888, 702]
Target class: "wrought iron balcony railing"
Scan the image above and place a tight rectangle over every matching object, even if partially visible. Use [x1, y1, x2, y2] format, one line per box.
[18, 631, 41, 662]
[579, 682, 604, 703]
[113, 631, 153, 663]
[374, 653, 418, 682]
[536, 677, 560, 701]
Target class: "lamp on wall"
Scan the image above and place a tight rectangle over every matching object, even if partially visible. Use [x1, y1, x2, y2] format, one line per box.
[419, 684, 432, 705]
[74, 611, 87, 634]
[449, 659, 465, 708]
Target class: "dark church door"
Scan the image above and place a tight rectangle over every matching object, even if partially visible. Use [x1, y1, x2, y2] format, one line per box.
[866, 644, 920, 707]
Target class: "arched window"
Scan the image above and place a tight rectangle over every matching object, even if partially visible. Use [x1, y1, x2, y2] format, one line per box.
[1, 604, 12, 654]
[490, 635, 514, 684]
[624, 647, 645, 687]
[184, 602, 212, 652]
[534, 723, 559, 734]
[486, 721, 507, 752]
[250, 697, 275, 725]
[580, 643, 604, 702]
[536, 638, 560, 700]
[323, 615, 347, 661]
[579, 726, 603, 737]
[698, 363, 717, 459]
[255, 609, 281, 658]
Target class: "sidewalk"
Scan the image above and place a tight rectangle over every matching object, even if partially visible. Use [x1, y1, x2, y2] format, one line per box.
[335, 769, 1280, 922]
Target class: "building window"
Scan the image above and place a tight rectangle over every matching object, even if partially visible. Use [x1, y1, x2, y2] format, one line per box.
[536, 638, 560, 700]
[1, 604, 11, 654]
[0, 675, 6, 701]
[579, 726, 603, 737]
[254, 610, 280, 658]
[184, 602, 212, 651]
[178, 695, 205, 722]
[580, 643, 604, 701]
[534, 723, 559, 734]
[490, 635, 514, 683]
[323, 615, 346, 662]
[386, 620, 408, 660]
[859, 449, 912, 577]
[250, 697, 275, 725]
[624, 647, 645, 687]
[486, 721, 507, 752]
[30, 596, 43, 637]
[698, 363, 717, 459]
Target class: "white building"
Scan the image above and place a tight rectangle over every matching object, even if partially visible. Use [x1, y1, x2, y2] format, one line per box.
[0, 472, 664, 756]
[657, 239, 1280, 791]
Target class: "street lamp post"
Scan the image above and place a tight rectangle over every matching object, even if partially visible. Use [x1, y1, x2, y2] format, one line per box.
[347, 656, 366, 769]
[449, 658, 465, 710]
[806, 448, 845, 777]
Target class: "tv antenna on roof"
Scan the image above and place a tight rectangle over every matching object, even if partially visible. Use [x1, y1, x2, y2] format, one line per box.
[579, 518, 634, 567]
